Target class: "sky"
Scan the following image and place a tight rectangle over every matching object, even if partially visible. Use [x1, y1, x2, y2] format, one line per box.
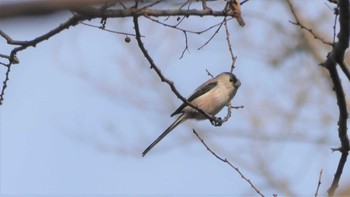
[1, 0, 350, 196]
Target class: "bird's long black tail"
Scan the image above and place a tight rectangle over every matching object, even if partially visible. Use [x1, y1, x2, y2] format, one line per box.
[142, 114, 186, 157]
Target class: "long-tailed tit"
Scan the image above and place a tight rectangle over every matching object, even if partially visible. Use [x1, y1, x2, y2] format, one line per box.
[142, 72, 241, 157]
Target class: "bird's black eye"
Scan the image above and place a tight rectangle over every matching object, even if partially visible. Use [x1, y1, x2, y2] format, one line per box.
[229, 77, 234, 82]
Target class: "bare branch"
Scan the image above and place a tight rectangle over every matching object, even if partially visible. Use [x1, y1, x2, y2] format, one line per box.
[139, 0, 163, 10]
[0, 66, 11, 105]
[320, 0, 350, 196]
[198, 17, 226, 50]
[315, 169, 323, 197]
[289, 21, 333, 46]
[74, 6, 236, 18]
[240, 0, 251, 5]
[179, 31, 190, 59]
[205, 69, 214, 78]
[80, 21, 137, 36]
[145, 15, 232, 35]
[0, 14, 88, 105]
[9, 14, 86, 57]
[286, 1, 332, 46]
[193, 129, 265, 197]
[224, 19, 237, 70]
[231, 105, 244, 109]
[0, 53, 19, 65]
[0, 0, 121, 19]
[287, 1, 349, 195]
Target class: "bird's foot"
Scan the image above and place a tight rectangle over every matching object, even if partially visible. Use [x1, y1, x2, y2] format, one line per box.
[210, 117, 222, 127]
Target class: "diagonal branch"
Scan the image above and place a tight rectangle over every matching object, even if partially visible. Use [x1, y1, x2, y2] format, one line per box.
[286, 0, 334, 47]
[193, 129, 265, 197]
[315, 169, 323, 197]
[286, 0, 335, 66]
[0, 14, 89, 106]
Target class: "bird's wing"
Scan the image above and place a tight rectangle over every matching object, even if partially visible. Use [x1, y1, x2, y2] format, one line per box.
[170, 81, 218, 117]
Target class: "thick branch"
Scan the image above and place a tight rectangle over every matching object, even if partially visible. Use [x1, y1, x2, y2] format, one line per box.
[74, 7, 235, 18]
[323, 0, 350, 196]
[0, 0, 120, 19]
[335, 0, 350, 82]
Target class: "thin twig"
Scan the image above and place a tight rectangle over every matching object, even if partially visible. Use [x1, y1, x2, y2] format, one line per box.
[139, 0, 163, 10]
[224, 18, 237, 70]
[0, 53, 19, 64]
[174, 16, 186, 27]
[288, 21, 333, 46]
[240, 0, 251, 5]
[179, 0, 192, 9]
[193, 129, 265, 197]
[287, 0, 333, 47]
[314, 169, 323, 197]
[145, 15, 227, 35]
[198, 17, 226, 50]
[179, 31, 190, 59]
[221, 102, 232, 123]
[80, 22, 137, 36]
[222, 103, 244, 123]
[0, 29, 30, 46]
[205, 69, 214, 78]
[231, 105, 244, 109]
[0, 65, 11, 105]
[332, 6, 339, 45]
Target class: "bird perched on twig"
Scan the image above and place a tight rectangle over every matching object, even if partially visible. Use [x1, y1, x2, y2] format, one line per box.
[142, 72, 241, 157]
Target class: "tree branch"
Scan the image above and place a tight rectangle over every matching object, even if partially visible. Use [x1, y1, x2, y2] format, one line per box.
[315, 169, 323, 197]
[286, 0, 349, 196]
[322, 0, 350, 196]
[0, 14, 88, 105]
[193, 129, 265, 197]
[0, 0, 120, 19]
[286, 0, 334, 47]
[74, 7, 236, 18]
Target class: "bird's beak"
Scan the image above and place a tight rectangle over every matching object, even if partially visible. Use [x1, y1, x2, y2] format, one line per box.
[235, 79, 241, 88]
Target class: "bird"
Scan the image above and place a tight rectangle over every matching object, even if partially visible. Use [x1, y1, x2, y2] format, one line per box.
[142, 72, 241, 157]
